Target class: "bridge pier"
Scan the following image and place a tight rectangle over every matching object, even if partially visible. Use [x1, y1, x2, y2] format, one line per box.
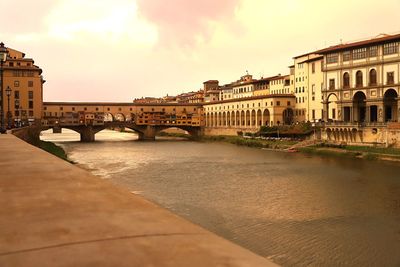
[53, 126, 62, 134]
[80, 126, 96, 142]
[138, 126, 156, 141]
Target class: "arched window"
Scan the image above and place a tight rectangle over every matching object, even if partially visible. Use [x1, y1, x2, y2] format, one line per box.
[356, 71, 363, 87]
[343, 72, 350, 88]
[369, 69, 377, 86]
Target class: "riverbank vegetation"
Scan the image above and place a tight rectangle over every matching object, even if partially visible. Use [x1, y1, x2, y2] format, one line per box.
[199, 135, 298, 149]
[299, 143, 400, 162]
[37, 140, 73, 163]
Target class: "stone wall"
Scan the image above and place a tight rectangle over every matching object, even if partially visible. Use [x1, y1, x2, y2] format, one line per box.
[204, 127, 258, 136]
[321, 125, 400, 147]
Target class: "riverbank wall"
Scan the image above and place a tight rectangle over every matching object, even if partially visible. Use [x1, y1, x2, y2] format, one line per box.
[0, 134, 276, 267]
[321, 124, 400, 148]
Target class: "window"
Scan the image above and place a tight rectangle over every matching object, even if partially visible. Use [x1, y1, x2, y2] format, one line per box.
[312, 110, 315, 119]
[369, 69, 377, 86]
[29, 110, 34, 117]
[28, 91, 33, 99]
[312, 84, 315, 94]
[84, 107, 87, 111]
[343, 51, 351, 61]
[329, 79, 335, 90]
[60, 107, 63, 111]
[387, 72, 395, 85]
[353, 48, 367, 60]
[14, 81, 19, 87]
[369, 46, 378, 57]
[9, 62, 14, 67]
[277, 101, 280, 106]
[312, 62, 315, 73]
[326, 53, 338, 64]
[29, 100, 33, 109]
[343, 72, 350, 88]
[383, 42, 399, 55]
[28, 81, 33, 87]
[332, 109, 336, 119]
[287, 101, 291, 106]
[14, 91, 20, 99]
[72, 107, 75, 111]
[15, 110, 19, 116]
[356, 71, 363, 87]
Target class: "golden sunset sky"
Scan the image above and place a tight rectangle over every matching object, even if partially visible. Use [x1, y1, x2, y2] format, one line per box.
[1, 0, 400, 101]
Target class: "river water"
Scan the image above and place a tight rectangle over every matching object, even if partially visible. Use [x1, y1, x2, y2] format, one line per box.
[41, 129, 400, 266]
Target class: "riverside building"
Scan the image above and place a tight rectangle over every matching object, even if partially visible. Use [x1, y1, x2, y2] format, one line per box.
[292, 53, 324, 123]
[317, 33, 400, 123]
[1, 45, 44, 127]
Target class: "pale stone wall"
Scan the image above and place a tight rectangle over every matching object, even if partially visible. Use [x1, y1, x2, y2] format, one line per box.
[321, 125, 400, 148]
[204, 127, 258, 136]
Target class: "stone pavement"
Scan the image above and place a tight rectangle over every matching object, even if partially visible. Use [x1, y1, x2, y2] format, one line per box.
[0, 134, 277, 267]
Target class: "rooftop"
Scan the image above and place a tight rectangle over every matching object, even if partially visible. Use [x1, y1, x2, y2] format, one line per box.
[315, 33, 400, 54]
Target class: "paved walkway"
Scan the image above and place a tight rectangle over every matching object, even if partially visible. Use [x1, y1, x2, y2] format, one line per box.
[0, 134, 277, 267]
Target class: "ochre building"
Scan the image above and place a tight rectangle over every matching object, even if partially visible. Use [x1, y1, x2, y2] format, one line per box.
[1, 46, 44, 127]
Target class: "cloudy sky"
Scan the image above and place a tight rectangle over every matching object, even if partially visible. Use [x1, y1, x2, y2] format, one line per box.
[1, 0, 399, 102]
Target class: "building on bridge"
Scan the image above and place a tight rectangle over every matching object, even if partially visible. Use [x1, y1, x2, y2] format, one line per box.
[42, 102, 204, 141]
[1, 45, 45, 128]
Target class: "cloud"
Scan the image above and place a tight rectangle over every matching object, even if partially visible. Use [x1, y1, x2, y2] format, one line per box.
[45, 0, 157, 45]
[0, 0, 58, 34]
[136, 0, 241, 46]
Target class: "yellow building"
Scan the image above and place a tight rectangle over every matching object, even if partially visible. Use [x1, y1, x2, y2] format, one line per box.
[0, 43, 44, 128]
[204, 94, 296, 135]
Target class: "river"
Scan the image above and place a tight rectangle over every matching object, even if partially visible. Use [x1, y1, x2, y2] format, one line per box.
[41, 129, 400, 266]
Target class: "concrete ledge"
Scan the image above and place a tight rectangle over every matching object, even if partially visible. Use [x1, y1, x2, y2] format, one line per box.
[0, 135, 277, 267]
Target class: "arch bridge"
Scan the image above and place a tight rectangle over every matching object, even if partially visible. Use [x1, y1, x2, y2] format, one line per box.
[42, 102, 204, 142]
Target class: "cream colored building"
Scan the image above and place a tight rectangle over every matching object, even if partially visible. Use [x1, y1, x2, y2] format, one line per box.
[269, 75, 292, 95]
[232, 74, 256, 99]
[292, 53, 324, 123]
[1, 45, 44, 128]
[318, 33, 400, 123]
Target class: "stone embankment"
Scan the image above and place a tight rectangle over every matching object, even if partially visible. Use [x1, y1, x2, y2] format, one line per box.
[0, 134, 277, 267]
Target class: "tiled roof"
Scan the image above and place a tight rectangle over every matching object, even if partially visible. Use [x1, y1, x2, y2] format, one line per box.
[315, 33, 400, 54]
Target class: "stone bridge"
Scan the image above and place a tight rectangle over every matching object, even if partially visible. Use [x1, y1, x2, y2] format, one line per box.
[45, 121, 203, 142]
[41, 102, 204, 141]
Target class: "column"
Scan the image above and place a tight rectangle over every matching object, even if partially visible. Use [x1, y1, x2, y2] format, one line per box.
[365, 105, 370, 123]
[377, 103, 384, 123]
[397, 99, 400, 122]
[323, 101, 329, 121]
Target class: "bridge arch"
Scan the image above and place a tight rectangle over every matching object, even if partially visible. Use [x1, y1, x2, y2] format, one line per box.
[114, 113, 126, 122]
[104, 113, 114, 122]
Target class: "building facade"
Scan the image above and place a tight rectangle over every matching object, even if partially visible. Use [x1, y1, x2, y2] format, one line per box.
[1, 46, 44, 127]
[292, 53, 324, 123]
[318, 34, 400, 123]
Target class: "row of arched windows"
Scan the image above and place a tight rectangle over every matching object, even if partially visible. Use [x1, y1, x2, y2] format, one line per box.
[343, 69, 377, 88]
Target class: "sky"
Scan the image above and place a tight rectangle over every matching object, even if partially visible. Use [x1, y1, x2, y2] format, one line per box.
[1, 0, 400, 102]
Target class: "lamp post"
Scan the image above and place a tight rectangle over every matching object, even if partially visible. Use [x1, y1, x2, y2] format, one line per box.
[0, 42, 8, 133]
[6, 86, 11, 129]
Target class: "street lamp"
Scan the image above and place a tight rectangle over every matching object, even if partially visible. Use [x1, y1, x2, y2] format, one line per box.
[0, 42, 8, 133]
[6, 86, 11, 129]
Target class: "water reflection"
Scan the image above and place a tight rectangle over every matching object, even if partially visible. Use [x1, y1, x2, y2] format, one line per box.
[41, 129, 400, 266]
